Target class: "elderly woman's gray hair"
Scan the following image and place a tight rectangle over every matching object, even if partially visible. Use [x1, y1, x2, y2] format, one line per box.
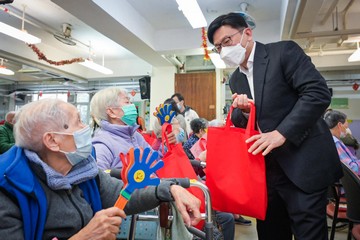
[90, 87, 128, 123]
[14, 99, 73, 152]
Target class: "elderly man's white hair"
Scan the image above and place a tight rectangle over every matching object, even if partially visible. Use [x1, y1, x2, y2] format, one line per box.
[14, 99, 73, 152]
[90, 87, 128, 124]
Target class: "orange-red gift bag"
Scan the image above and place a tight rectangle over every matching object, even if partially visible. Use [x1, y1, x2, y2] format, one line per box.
[206, 103, 268, 220]
[156, 123, 198, 179]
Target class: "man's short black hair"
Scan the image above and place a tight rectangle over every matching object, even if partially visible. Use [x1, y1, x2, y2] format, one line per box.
[171, 93, 184, 102]
[207, 12, 248, 45]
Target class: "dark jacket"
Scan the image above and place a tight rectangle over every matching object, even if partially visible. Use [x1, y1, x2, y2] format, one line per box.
[0, 122, 15, 154]
[229, 40, 343, 193]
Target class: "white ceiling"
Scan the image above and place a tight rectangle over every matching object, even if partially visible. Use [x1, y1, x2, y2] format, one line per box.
[0, 0, 360, 96]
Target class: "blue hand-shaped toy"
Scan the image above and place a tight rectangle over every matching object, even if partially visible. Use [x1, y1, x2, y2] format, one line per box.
[153, 103, 176, 125]
[115, 147, 164, 209]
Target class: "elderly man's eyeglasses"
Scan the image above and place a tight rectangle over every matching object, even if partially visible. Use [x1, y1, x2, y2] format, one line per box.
[212, 30, 243, 53]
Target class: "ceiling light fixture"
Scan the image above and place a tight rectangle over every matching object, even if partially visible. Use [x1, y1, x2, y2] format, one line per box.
[209, 53, 226, 69]
[79, 44, 113, 75]
[0, 58, 15, 75]
[348, 42, 360, 62]
[0, 6, 41, 44]
[176, 0, 207, 29]
[79, 59, 113, 75]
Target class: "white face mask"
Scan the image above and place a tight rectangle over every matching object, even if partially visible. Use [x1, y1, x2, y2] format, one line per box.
[220, 29, 248, 68]
[340, 130, 347, 139]
[346, 127, 352, 135]
[54, 126, 93, 166]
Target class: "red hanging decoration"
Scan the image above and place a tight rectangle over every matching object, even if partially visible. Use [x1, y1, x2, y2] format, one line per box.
[201, 27, 210, 61]
[27, 44, 84, 66]
[353, 83, 359, 91]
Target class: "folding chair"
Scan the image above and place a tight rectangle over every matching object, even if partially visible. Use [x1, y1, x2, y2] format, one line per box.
[327, 182, 348, 240]
[340, 163, 360, 240]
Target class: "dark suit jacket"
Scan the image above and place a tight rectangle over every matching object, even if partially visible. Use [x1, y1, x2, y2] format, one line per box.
[229, 40, 343, 193]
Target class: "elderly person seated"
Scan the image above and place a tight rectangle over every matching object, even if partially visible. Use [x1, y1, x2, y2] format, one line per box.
[0, 99, 201, 240]
[324, 109, 360, 176]
[90, 87, 178, 170]
[0, 110, 16, 154]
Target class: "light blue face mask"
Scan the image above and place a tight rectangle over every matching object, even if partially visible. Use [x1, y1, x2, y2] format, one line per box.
[121, 104, 138, 126]
[176, 127, 186, 143]
[55, 125, 93, 166]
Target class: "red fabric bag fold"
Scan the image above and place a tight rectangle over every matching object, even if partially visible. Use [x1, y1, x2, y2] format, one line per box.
[206, 103, 268, 220]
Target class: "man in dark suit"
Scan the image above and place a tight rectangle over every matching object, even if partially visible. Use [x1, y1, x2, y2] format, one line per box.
[207, 13, 343, 240]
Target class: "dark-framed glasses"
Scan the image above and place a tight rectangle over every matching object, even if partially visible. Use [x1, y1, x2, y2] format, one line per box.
[212, 30, 243, 53]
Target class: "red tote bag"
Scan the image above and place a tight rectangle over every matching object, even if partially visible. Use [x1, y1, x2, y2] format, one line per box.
[205, 102, 267, 220]
[156, 123, 198, 179]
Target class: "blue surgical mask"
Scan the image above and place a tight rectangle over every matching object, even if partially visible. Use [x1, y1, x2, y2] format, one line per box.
[121, 104, 138, 126]
[55, 125, 93, 166]
[176, 127, 186, 143]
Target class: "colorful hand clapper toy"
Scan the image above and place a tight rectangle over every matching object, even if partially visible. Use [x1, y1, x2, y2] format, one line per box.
[153, 103, 176, 125]
[114, 147, 164, 209]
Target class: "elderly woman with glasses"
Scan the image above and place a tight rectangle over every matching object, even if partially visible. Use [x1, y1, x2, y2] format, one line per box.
[0, 99, 201, 240]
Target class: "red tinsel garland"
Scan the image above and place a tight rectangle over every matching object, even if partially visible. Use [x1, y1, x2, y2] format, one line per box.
[201, 27, 210, 61]
[27, 44, 84, 66]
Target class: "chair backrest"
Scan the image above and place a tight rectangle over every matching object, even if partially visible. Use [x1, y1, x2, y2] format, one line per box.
[341, 162, 360, 223]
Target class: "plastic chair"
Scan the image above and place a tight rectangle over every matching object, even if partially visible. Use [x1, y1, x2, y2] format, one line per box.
[327, 182, 348, 240]
[340, 163, 360, 240]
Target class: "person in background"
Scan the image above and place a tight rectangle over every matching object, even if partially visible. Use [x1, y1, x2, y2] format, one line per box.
[164, 97, 188, 140]
[207, 12, 342, 240]
[90, 87, 177, 170]
[324, 109, 360, 176]
[171, 93, 199, 137]
[0, 111, 16, 154]
[0, 99, 201, 240]
[183, 118, 208, 160]
[135, 106, 147, 133]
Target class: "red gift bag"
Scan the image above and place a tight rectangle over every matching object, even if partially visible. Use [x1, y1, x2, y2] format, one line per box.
[206, 102, 268, 220]
[156, 123, 205, 228]
[156, 123, 198, 179]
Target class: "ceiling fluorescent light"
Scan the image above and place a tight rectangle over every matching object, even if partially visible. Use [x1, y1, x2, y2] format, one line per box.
[0, 58, 15, 75]
[209, 53, 226, 69]
[348, 42, 360, 62]
[176, 0, 207, 28]
[79, 59, 113, 75]
[0, 22, 41, 44]
[0, 66, 15, 75]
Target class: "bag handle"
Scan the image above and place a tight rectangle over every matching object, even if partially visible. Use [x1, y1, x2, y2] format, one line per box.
[226, 102, 256, 135]
[161, 122, 174, 152]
